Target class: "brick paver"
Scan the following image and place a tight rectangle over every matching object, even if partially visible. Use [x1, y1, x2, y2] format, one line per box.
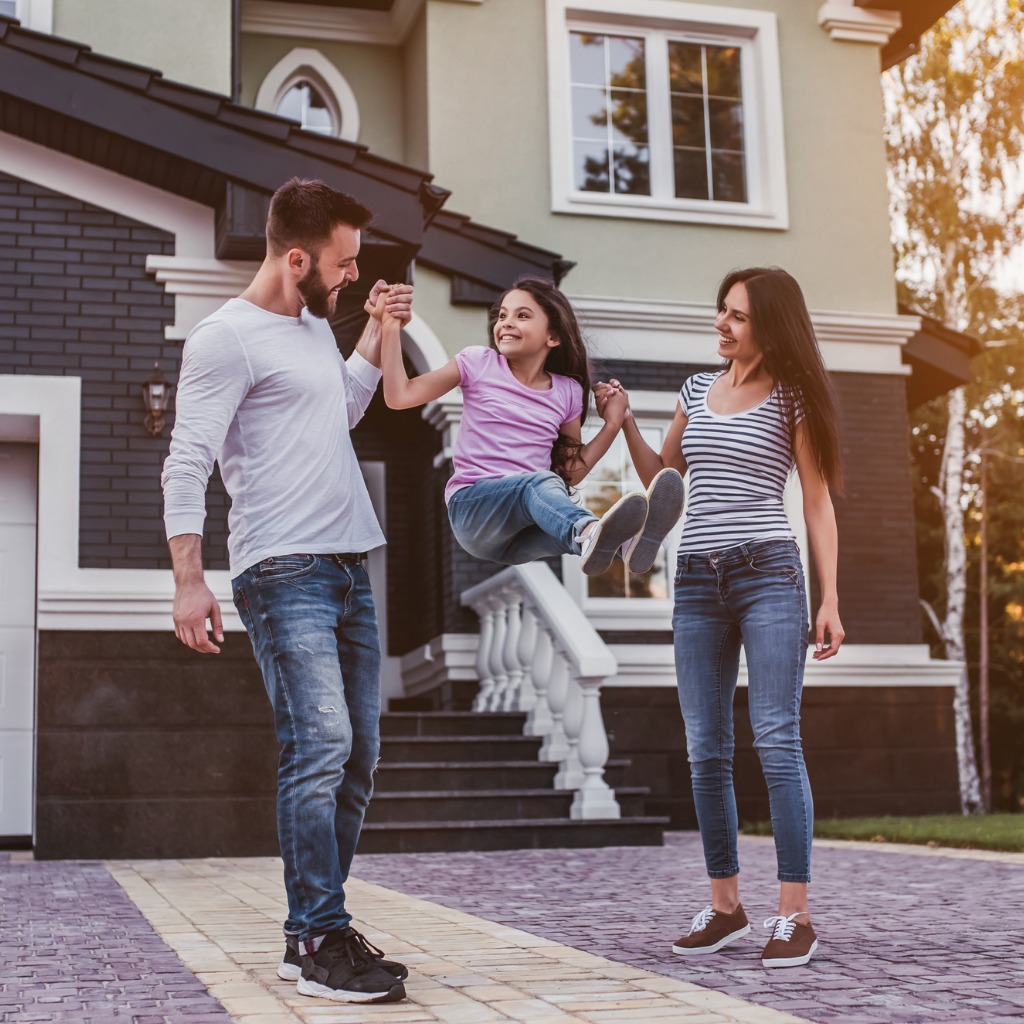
[0, 852, 231, 1024]
[350, 833, 1024, 1024]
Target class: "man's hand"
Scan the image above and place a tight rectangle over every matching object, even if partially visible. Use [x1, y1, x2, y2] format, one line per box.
[365, 280, 414, 324]
[173, 578, 224, 654]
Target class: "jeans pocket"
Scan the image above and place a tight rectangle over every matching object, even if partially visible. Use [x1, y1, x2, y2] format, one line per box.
[255, 553, 319, 582]
[747, 550, 801, 584]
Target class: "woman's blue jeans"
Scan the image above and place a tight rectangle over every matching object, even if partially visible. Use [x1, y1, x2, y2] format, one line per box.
[232, 553, 381, 941]
[673, 538, 813, 883]
[447, 471, 596, 564]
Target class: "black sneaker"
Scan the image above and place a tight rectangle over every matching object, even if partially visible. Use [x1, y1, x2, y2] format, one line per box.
[279, 928, 408, 983]
[296, 929, 406, 1003]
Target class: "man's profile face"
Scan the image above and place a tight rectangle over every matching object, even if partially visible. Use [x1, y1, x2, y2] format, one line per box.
[297, 223, 361, 319]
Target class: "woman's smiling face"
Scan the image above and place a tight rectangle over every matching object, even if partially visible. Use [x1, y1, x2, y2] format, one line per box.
[715, 281, 759, 363]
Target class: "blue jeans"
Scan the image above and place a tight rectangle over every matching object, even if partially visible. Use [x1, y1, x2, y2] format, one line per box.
[232, 553, 381, 940]
[447, 471, 596, 564]
[673, 539, 812, 883]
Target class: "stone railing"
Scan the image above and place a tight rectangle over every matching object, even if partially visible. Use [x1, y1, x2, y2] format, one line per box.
[461, 562, 620, 820]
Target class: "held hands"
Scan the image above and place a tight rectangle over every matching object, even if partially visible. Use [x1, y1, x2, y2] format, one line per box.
[594, 378, 629, 428]
[173, 578, 224, 655]
[365, 280, 413, 325]
[812, 600, 845, 661]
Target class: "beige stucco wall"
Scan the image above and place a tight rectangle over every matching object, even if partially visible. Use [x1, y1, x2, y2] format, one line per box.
[240, 35, 407, 164]
[54, 0, 232, 96]
[421, 0, 898, 314]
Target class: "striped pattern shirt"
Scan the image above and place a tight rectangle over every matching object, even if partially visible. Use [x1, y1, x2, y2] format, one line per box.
[677, 371, 802, 553]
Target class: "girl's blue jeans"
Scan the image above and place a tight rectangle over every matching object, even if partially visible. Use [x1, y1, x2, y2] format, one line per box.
[673, 538, 813, 883]
[232, 553, 381, 940]
[447, 471, 597, 564]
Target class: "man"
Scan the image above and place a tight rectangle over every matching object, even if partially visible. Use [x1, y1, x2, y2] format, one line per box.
[162, 178, 411, 1005]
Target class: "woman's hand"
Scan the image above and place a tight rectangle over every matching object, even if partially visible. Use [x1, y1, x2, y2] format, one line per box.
[812, 600, 844, 660]
[594, 380, 628, 428]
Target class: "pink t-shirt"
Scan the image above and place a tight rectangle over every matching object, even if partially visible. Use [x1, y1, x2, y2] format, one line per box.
[444, 346, 584, 504]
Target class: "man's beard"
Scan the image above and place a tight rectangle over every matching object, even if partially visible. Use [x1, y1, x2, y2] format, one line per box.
[297, 256, 343, 319]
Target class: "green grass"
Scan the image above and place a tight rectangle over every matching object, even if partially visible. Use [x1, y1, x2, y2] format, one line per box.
[741, 813, 1024, 852]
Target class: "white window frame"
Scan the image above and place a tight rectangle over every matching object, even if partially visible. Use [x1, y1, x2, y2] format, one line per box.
[546, 0, 788, 229]
[254, 47, 360, 141]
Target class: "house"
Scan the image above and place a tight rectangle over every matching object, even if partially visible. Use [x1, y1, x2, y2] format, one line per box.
[0, 0, 968, 857]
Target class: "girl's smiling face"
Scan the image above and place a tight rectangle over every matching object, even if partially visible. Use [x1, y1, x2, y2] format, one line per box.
[493, 289, 559, 358]
[715, 281, 760, 363]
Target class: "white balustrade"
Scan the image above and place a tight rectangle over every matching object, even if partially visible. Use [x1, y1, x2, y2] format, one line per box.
[462, 562, 620, 819]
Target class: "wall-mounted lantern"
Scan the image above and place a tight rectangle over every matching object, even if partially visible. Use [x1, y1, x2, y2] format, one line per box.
[142, 364, 171, 437]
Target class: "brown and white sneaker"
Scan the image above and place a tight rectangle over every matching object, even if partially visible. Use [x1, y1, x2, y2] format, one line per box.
[761, 913, 818, 967]
[671, 904, 751, 955]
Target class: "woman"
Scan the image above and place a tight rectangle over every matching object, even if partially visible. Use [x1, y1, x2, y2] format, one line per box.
[604, 267, 844, 968]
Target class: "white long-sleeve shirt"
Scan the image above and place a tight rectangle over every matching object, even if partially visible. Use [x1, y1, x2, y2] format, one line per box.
[161, 297, 385, 577]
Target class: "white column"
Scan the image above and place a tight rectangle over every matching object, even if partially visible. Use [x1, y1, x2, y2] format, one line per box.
[471, 600, 496, 712]
[570, 677, 621, 819]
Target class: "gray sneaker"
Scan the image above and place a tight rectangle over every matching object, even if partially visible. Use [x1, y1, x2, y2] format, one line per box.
[672, 904, 751, 955]
[579, 492, 648, 576]
[623, 468, 685, 574]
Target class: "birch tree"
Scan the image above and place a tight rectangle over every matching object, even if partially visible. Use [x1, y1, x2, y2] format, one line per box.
[884, 0, 1024, 813]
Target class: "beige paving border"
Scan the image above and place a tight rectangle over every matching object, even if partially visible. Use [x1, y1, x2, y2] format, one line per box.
[107, 857, 812, 1024]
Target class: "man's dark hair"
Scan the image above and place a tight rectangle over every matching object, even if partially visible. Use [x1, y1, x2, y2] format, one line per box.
[266, 178, 373, 257]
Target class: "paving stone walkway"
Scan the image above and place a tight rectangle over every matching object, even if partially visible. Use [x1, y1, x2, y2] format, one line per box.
[0, 852, 231, 1024]
[351, 833, 1024, 1024]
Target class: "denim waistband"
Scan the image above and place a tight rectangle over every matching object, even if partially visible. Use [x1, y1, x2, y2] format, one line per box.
[677, 537, 798, 571]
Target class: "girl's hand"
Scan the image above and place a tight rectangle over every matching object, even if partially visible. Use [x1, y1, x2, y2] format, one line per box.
[812, 601, 844, 661]
[595, 381, 628, 428]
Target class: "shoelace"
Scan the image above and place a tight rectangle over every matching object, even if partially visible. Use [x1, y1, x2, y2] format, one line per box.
[763, 912, 805, 942]
[346, 928, 387, 961]
[689, 905, 716, 934]
[316, 931, 376, 971]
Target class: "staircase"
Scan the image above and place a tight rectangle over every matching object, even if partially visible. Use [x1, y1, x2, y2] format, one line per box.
[358, 710, 668, 853]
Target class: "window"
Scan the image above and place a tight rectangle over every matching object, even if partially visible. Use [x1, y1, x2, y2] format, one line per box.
[254, 48, 360, 142]
[2, 0, 52, 30]
[547, 0, 787, 228]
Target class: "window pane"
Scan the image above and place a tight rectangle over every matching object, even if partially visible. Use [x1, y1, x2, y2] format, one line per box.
[708, 98, 743, 151]
[608, 35, 646, 90]
[674, 147, 709, 200]
[668, 41, 703, 95]
[276, 84, 303, 123]
[572, 85, 608, 139]
[575, 141, 611, 192]
[613, 145, 650, 195]
[711, 151, 747, 202]
[671, 94, 705, 148]
[706, 45, 742, 99]
[610, 88, 648, 144]
[276, 80, 335, 136]
[570, 32, 607, 86]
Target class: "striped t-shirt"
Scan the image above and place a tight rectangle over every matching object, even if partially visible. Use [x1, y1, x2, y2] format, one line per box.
[677, 371, 802, 553]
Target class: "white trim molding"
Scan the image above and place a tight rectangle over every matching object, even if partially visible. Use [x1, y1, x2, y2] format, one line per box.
[571, 294, 919, 375]
[145, 257, 258, 341]
[608, 643, 962, 688]
[9, 0, 52, 32]
[817, 1, 901, 46]
[399, 633, 479, 696]
[546, 0, 789, 229]
[254, 47, 360, 141]
[242, 0, 423, 44]
[0, 376, 238, 631]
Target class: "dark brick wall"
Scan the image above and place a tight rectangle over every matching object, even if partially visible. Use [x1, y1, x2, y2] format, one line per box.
[0, 171, 232, 570]
[602, 684, 960, 827]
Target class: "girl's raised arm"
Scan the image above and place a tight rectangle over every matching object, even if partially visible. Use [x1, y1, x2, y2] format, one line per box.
[612, 385, 688, 488]
[379, 298, 461, 408]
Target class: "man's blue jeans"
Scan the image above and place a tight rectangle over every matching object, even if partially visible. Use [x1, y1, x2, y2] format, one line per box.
[673, 539, 813, 883]
[447, 471, 596, 564]
[232, 553, 381, 940]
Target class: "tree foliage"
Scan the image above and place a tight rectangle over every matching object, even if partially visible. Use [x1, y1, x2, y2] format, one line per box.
[886, 0, 1024, 811]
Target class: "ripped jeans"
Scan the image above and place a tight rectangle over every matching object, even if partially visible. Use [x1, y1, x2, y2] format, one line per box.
[232, 552, 381, 941]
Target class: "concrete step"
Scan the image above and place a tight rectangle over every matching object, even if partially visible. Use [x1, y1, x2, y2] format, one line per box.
[380, 711, 527, 738]
[379, 735, 543, 762]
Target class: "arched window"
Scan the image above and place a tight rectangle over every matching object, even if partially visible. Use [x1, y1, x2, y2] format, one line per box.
[255, 48, 360, 141]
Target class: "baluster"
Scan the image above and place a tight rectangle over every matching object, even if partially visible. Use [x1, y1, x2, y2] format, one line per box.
[500, 589, 524, 712]
[472, 600, 496, 712]
[487, 595, 509, 712]
[513, 605, 539, 714]
[570, 677, 621, 819]
[539, 641, 570, 764]
[524, 622, 554, 738]
[554, 673, 584, 791]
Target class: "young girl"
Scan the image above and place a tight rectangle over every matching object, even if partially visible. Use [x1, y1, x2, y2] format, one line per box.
[377, 277, 684, 575]
[601, 267, 844, 969]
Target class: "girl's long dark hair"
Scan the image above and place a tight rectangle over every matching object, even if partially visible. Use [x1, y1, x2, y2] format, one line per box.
[487, 277, 593, 487]
[718, 267, 844, 495]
